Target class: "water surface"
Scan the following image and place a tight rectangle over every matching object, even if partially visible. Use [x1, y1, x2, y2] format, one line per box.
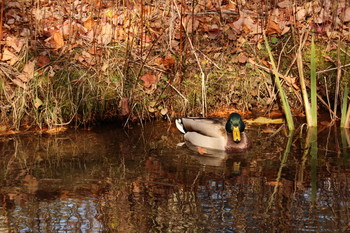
[0, 122, 349, 232]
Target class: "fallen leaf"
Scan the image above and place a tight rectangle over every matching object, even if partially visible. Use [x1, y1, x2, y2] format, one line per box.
[183, 16, 199, 33]
[17, 74, 29, 83]
[237, 53, 248, 63]
[266, 181, 283, 186]
[83, 17, 94, 30]
[34, 97, 43, 109]
[278, 0, 292, 8]
[159, 54, 175, 69]
[221, 0, 237, 11]
[261, 128, 276, 133]
[98, 23, 113, 45]
[141, 73, 156, 88]
[266, 18, 281, 35]
[342, 7, 350, 22]
[45, 126, 68, 134]
[48, 30, 64, 49]
[23, 62, 35, 76]
[2, 48, 18, 65]
[160, 107, 168, 115]
[6, 36, 25, 53]
[37, 54, 50, 67]
[296, 8, 306, 21]
[148, 106, 156, 113]
[231, 17, 244, 33]
[12, 79, 27, 90]
[245, 117, 284, 125]
[120, 97, 130, 116]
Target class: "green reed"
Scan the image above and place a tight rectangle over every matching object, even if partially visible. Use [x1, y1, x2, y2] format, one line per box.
[263, 32, 295, 131]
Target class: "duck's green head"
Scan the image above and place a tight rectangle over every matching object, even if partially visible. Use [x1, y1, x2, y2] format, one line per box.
[225, 113, 245, 143]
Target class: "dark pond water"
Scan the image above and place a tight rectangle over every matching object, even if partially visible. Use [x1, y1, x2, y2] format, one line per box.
[0, 122, 349, 232]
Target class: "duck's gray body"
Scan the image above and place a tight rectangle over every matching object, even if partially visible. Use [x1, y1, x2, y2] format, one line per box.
[175, 116, 250, 152]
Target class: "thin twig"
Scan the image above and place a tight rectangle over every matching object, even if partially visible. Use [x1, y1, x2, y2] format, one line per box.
[317, 63, 350, 74]
[167, 81, 189, 103]
[172, 0, 206, 115]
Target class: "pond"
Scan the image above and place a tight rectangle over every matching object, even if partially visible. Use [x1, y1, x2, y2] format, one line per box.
[0, 122, 349, 232]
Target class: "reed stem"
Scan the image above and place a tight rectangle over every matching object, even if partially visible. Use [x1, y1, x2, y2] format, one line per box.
[310, 33, 317, 126]
[263, 31, 294, 131]
[341, 85, 349, 128]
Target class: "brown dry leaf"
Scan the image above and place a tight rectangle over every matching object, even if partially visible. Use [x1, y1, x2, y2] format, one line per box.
[221, 0, 236, 11]
[261, 128, 276, 134]
[246, 117, 284, 125]
[85, 30, 95, 42]
[160, 107, 168, 115]
[17, 74, 29, 83]
[12, 79, 27, 90]
[296, 8, 306, 21]
[237, 53, 248, 63]
[231, 17, 244, 33]
[142, 34, 153, 43]
[81, 51, 95, 65]
[157, 54, 175, 69]
[51, 30, 65, 49]
[343, 7, 350, 22]
[83, 17, 94, 30]
[120, 97, 130, 116]
[183, 16, 199, 34]
[37, 54, 50, 67]
[197, 146, 207, 155]
[32, 8, 44, 21]
[2, 48, 18, 65]
[163, 54, 175, 67]
[6, 36, 25, 53]
[141, 73, 156, 88]
[266, 181, 283, 187]
[101, 62, 109, 72]
[45, 127, 68, 134]
[242, 16, 257, 34]
[98, 23, 113, 45]
[278, 0, 292, 8]
[17, 61, 35, 83]
[266, 18, 281, 35]
[23, 62, 35, 76]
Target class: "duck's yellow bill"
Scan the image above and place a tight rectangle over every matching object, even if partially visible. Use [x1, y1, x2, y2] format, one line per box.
[233, 127, 241, 143]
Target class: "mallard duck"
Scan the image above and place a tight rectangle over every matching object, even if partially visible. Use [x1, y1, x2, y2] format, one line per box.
[175, 113, 251, 152]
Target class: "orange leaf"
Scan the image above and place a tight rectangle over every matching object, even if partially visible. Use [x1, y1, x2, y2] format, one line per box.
[52, 31, 64, 49]
[84, 17, 94, 30]
[140, 73, 156, 88]
[266, 18, 281, 35]
[157, 54, 175, 69]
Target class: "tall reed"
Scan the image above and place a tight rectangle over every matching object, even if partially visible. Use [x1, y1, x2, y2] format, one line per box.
[263, 32, 294, 131]
[310, 33, 317, 126]
[297, 32, 317, 127]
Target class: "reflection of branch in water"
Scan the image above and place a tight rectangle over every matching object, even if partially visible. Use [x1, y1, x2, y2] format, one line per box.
[266, 130, 294, 213]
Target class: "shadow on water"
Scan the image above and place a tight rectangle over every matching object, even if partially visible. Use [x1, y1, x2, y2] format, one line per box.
[0, 122, 350, 232]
